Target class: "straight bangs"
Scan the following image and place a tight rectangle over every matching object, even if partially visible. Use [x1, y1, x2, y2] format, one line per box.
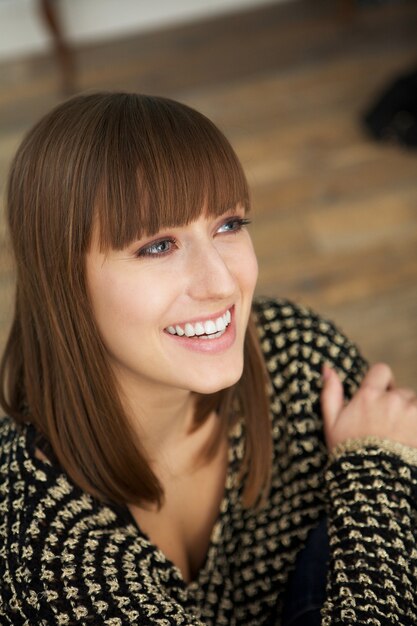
[94, 95, 250, 251]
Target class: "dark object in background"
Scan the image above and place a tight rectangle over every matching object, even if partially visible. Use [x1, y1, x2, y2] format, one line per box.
[280, 517, 329, 626]
[38, 0, 76, 94]
[362, 68, 417, 148]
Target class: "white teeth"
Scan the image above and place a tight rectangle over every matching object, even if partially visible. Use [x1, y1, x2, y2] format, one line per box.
[200, 330, 223, 340]
[215, 316, 226, 332]
[184, 323, 195, 337]
[194, 322, 205, 336]
[166, 308, 232, 337]
[204, 320, 216, 335]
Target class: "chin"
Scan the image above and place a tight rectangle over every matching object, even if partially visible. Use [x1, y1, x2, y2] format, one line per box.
[190, 364, 244, 395]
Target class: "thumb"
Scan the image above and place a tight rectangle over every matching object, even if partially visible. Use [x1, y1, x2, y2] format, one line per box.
[321, 365, 345, 443]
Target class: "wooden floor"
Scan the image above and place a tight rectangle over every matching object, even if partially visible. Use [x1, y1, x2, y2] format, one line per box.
[1, 0, 417, 386]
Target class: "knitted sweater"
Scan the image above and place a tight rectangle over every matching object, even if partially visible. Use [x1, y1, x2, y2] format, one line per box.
[1, 298, 417, 625]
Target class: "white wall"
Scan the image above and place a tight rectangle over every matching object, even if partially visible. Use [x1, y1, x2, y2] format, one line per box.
[0, 0, 293, 62]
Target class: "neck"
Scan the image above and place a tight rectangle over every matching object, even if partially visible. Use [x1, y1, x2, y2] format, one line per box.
[128, 388, 193, 448]
[111, 365, 223, 480]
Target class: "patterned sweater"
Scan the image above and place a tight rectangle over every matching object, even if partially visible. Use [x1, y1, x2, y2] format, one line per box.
[1, 298, 417, 625]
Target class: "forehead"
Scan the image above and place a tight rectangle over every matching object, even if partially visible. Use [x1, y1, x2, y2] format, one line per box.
[92, 169, 249, 254]
[89, 202, 247, 256]
[83, 97, 249, 253]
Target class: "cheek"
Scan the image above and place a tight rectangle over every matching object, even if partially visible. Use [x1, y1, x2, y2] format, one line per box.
[248, 249, 259, 288]
[87, 265, 184, 349]
[236, 240, 258, 294]
[94, 278, 157, 330]
[87, 268, 149, 346]
[87, 279, 158, 371]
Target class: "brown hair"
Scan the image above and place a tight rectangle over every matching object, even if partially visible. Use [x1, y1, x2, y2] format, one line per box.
[0, 92, 272, 508]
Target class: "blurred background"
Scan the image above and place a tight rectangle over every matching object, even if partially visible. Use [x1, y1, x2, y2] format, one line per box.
[0, 0, 416, 386]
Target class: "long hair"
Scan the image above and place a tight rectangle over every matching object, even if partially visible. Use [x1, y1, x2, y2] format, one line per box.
[0, 92, 272, 508]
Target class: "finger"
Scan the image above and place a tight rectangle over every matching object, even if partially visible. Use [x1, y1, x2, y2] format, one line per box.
[362, 363, 395, 391]
[321, 365, 345, 431]
[394, 387, 417, 402]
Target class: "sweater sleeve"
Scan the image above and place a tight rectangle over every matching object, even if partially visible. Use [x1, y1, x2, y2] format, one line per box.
[322, 437, 417, 625]
[294, 302, 417, 625]
[254, 297, 417, 625]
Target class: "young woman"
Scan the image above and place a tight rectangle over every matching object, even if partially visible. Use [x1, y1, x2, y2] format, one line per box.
[1, 92, 416, 625]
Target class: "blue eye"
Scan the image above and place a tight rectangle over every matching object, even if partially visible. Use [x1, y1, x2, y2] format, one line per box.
[136, 237, 177, 258]
[217, 217, 251, 234]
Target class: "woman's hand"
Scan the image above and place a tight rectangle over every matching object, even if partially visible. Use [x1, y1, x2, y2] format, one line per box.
[321, 363, 417, 452]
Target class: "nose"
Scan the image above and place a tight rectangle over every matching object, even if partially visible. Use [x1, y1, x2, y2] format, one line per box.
[186, 241, 236, 302]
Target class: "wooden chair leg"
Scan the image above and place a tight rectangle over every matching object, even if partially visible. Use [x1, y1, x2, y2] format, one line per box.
[38, 0, 76, 94]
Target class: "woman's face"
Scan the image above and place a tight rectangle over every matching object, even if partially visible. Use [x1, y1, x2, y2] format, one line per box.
[86, 206, 258, 400]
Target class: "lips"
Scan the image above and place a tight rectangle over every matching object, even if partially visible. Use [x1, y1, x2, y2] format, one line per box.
[165, 308, 232, 338]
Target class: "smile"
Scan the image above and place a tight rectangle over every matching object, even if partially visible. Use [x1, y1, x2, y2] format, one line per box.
[165, 308, 232, 339]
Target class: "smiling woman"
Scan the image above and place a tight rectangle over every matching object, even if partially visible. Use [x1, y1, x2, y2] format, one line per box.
[1, 93, 269, 509]
[1, 92, 417, 625]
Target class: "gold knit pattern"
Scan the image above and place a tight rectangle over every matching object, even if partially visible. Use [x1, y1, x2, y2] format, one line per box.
[1, 298, 416, 624]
